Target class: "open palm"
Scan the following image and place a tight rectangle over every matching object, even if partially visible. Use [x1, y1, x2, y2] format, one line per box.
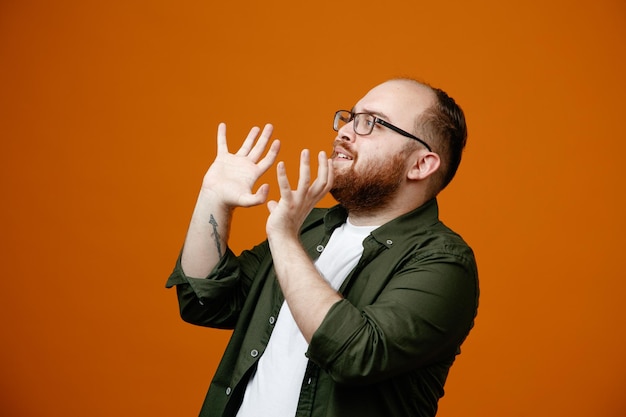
[202, 123, 281, 208]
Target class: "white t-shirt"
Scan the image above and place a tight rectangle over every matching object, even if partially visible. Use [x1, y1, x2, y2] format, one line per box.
[235, 219, 378, 417]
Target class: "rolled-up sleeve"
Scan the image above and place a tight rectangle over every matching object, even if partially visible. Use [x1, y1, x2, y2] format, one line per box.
[306, 249, 478, 385]
[165, 242, 270, 329]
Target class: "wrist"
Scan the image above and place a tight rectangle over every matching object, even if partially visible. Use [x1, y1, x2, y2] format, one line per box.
[197, 188, 234, 214]
[267, 228, 296, 245]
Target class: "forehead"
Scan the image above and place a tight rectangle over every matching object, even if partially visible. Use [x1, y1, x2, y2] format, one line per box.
[354, 80, 435, 124]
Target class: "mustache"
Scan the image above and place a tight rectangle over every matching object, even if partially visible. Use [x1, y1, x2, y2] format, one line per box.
[332, 140, 355, 157]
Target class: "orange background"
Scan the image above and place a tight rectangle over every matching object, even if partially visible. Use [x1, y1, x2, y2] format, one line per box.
[1, 1, 625, 416]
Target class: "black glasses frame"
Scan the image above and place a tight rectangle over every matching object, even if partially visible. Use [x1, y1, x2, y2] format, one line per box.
[333, 110, 432, 152]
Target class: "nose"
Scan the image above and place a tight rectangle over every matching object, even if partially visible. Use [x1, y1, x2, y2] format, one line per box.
[337, 120, 356, 142]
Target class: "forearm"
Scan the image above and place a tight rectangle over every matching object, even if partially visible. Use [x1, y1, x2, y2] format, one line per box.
[306, 259, 479, 384]
[268, 233, 342, 343]
[181, 188, 233, 278]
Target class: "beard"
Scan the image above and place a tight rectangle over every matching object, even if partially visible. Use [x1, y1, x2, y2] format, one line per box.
[330, 150, 409, 215]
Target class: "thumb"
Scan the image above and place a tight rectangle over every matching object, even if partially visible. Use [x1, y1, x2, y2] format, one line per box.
[240, 183, 270, 207]
[254, 183, 270, 200]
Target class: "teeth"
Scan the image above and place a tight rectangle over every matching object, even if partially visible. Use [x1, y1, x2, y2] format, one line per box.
[337, 153, 351, 160]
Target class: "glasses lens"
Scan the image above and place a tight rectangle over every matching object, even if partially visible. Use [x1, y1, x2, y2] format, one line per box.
[333, 111, 351, 131]
[353, 114, 375, 135]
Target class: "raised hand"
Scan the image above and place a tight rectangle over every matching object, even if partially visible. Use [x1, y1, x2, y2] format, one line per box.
[181, 122, 280, 278]
[266, 149, 334, 239]
[203, 123, 281, 209]
[265, 150, 340, 343]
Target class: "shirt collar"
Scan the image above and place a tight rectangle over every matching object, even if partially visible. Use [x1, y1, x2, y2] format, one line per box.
[322, 199, 440, 248]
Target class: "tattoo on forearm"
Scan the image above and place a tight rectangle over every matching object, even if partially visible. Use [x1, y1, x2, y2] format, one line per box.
[209, 214, 223, 258]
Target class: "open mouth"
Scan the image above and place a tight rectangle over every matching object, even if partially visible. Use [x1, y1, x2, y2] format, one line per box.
[335, 152, 353, 160]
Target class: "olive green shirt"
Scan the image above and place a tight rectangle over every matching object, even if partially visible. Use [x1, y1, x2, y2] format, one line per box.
[166, 198, 479, 417]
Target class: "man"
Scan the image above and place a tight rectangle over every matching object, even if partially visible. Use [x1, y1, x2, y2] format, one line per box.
[166, 78, 479, 417]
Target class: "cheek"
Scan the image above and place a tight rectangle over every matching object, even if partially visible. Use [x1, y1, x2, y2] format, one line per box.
[355, 144, 392, 168]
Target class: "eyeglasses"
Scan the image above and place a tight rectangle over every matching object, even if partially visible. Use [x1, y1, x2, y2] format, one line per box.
[333, 110, 432, 152]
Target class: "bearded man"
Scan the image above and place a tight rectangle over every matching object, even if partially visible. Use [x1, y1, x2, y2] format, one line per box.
[166, 78, 479, 417]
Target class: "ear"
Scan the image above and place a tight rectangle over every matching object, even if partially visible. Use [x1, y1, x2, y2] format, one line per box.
[407, 151, 440, 181]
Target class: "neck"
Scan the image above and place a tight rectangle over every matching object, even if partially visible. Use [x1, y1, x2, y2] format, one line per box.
[346, 201, 417, 226]
[347, 185, 434, 226]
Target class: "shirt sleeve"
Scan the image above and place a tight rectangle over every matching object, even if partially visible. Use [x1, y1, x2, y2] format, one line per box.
[165, 241, 270, 329]
[305, 248, 479, 385]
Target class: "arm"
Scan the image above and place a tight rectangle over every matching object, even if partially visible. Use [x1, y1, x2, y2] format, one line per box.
[265, 149, 336, 342]
[181, 123, 280, 278]
[307, 252, 479, 384]
[170, 241, 271, 328]
[264, 150, 478, 382]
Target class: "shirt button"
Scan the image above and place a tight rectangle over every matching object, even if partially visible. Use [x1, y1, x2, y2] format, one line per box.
[198, 298, 205, 306]
[250, 349, 259, 358]
[269, 316, 276, 325]
[316, 245, 324, 253]
[226, 387, 231, 395]
[386, 239, 393, 245]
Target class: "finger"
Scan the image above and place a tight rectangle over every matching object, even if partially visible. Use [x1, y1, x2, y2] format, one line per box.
[238, 183, 270, 207]
[310, 151, 331, 195]
[236, 126, 261, 156]
[325, 157, 335, 192]
[315, 151, 329, 190]
[251, 182, 270, 204]
[257, 139, 281, 172]
[248, 124, 274, 162]
[276, 161, 293, 201]
[216, 123, 228, 154]
[297, 149, 311, 193]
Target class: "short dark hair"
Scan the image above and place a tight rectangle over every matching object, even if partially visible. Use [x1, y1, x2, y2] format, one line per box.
[416, 85, 468, 194]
